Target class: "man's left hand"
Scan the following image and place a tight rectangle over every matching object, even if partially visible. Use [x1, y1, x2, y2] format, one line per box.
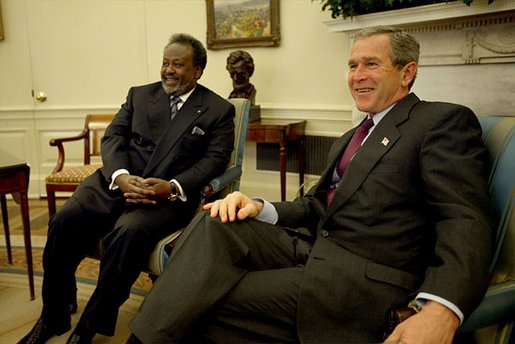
[125, 177, 171, 204]
[384, 301, 459, 344]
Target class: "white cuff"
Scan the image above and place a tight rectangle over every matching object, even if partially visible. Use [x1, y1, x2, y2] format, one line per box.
[109, 169, 130, 190]
[252, 197, 278, 224]
[416, 292, 464, 324]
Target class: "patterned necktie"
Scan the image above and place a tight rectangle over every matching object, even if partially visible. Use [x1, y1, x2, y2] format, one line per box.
[327, 118, 374, 204]
[170, 96, 182, 120]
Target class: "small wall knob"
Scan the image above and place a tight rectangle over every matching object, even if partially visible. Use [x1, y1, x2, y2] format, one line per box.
[35, 91, 47, 102]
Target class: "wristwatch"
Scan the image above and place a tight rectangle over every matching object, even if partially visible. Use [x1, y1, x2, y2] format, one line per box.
[408, 299, 423, 313]
[168, 181, 180, 201]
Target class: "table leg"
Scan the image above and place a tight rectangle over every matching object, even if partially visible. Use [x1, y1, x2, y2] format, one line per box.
[279, 134, 287, 202]
[298, 137, 305, 196]
[1, 195, 13, 264]
[19, 191, 35, 300]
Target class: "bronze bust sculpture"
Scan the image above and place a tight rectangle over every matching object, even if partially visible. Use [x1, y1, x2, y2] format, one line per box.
[226, 50, 256, 105]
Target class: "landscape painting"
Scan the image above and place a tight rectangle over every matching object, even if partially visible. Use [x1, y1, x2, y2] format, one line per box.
[206, 0, 280, 49]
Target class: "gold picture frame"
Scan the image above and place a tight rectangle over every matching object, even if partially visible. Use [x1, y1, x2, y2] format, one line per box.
[206, 0, 280, 50]
[0, 1, 4, 41]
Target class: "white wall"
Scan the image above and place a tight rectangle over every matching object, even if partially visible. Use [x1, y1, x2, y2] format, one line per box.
[0, 0, 354, 201]
[0, 0, 353, 110]
[2, 0, 512, 202]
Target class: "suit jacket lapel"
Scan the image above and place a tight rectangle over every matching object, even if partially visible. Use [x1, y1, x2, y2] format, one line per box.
[325, 94, 420, 218]
[146, 86, 171, 142]
[144, 86, 207, 176]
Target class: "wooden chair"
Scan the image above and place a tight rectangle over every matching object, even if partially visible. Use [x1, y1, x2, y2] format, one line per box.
[45, 114, 115, 216]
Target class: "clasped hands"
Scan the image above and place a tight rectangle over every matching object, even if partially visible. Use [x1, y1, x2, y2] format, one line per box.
[115, 174, 171, 204]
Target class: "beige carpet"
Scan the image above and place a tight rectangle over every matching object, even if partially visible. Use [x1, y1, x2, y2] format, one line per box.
[0, 271, 145, 343]
[0, 198, 153, 343]
[0, 243, 153, 296]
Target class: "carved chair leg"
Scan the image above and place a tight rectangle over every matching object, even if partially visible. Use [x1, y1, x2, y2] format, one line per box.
[1, 195, 13, 264]
[46, 189, 57, 218]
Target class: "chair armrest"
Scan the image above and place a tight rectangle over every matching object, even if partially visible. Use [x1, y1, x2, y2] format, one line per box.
[49, 128, 89, 146]
[384, 280, 515, 337]
[148, 166, 243, 276]
[49, 128, 89, 173]
[148, 230, 183, 275]
[202, 165, 242, 198]
[459, 280, 515, 332]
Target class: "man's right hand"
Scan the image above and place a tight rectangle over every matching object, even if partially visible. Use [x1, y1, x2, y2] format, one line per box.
[203, 191, 264, 223]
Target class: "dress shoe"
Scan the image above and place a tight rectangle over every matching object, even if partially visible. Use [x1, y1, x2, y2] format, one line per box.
[17, 317, 71, 344]
[65, 328, 95, 344]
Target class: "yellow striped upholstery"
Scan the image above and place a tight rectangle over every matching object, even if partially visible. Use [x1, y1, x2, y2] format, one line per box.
[45, 165, 101, 185]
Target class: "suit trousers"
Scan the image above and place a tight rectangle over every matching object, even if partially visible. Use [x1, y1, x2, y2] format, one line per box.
[129, 211, 314, 343]
[41, 171, 195, 336]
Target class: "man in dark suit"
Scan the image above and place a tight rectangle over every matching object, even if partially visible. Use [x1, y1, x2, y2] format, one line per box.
[18, 33, 235, 344]
[127, 27, 494, 343]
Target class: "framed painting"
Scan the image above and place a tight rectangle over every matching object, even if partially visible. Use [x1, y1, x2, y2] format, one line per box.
[206, 0, 280, 50]
[0, 2, 4, 41]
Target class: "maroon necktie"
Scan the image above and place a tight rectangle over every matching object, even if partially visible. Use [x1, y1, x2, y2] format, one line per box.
[327, 118, 374, 204]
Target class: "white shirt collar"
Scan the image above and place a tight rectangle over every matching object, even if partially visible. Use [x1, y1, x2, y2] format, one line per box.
[175, 86, 196, 105]
[368, 102, 396, 126]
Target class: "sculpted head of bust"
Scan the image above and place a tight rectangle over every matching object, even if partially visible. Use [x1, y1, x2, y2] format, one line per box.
[226, 50, 256, 104]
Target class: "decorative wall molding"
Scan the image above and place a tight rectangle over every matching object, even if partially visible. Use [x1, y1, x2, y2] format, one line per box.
[324, 0, 515, 33]
[0, 103, 354, 197]
[324, 0, 515, 66]
[260, 103, 354, 136]
[1, 104, 354, 136]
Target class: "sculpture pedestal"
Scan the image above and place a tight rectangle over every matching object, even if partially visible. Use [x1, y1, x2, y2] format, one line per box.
[249, 105, 261, 122]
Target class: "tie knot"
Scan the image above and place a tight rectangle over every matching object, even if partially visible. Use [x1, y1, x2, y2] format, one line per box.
[170, 96, 182, 120]
[361, 118, 374, 131]
[171, 96, 181, 105]
[354, 118, 374, 138]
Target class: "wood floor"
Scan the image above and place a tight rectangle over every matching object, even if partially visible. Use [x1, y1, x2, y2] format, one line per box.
[0, 198, 145, 344]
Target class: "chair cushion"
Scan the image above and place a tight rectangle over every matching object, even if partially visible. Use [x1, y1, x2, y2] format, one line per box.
[45, 165, 101, 184]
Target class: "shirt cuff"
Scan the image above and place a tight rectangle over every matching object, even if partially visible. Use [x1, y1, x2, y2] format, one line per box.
[416, 292, 464, 324]
[110, 169, 130, 190]
[252, 197, 278, 224]
[169, 179, 187, 202]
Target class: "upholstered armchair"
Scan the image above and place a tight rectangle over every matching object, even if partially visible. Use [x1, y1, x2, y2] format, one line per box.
[385, 116, 515, 343]
[456, 116, 515, 343]
[148, 98, 251, 275]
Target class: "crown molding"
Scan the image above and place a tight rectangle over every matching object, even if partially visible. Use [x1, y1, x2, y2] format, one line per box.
[324, 0, 515, 35]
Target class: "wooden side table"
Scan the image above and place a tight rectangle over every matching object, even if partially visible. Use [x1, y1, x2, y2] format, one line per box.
[247, 120, 306, 201]
[0, 163, 35, 300]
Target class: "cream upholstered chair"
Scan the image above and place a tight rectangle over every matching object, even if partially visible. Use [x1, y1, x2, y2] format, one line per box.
[45, 114, 115, 216]
[148, 98, 251, 276]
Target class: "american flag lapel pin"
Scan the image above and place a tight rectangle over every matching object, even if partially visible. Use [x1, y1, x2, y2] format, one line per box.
[381, 137, 389, 146]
